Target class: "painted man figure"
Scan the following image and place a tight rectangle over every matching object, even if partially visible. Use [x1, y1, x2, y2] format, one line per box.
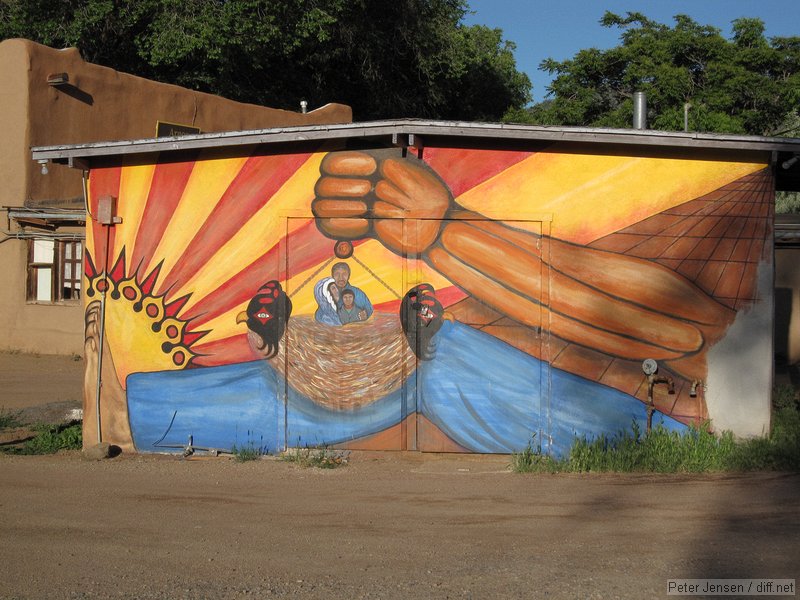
[331, 262, 372, 321]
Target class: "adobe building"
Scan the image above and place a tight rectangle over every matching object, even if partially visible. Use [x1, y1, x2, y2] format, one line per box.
[33, 120, 800, 455]
[0, 38, 351, 356]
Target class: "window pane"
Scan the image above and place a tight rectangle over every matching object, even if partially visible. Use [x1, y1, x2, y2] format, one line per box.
[36, 268, 52, 302]
[33, 240, 54, 263]
[64, 263, 72, 279]
[65, 244, 72, 259]
[62, 284, 80, 301]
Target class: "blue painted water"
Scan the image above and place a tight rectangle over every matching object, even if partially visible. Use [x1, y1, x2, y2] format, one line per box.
[127, 320, 685, 456]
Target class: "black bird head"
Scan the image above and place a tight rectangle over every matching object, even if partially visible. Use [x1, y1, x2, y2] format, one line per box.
[400, 283, 444, 360]
[237, 280, 292, 359]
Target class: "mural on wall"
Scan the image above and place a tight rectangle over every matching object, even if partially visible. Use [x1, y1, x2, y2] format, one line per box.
[82, 143, 773, 455]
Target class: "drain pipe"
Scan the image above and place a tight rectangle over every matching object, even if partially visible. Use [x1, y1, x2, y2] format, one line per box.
[633, 92, 647, 130]
[93, 194, 120, 444]
[95, 225, 110, 444]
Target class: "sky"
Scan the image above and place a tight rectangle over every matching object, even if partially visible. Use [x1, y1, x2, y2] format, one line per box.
[463, 0, 800, 103]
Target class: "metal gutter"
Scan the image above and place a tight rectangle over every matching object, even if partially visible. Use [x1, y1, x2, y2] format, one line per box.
[31, 119, 800, 164]
[1, 230, 85, 244]
[6, 207, 86, 222]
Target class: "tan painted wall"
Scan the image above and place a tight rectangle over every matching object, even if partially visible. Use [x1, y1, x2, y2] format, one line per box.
[0, 38, 352, 356]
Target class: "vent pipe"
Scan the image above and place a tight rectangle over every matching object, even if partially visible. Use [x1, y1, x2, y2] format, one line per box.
[633, 92, 647, 130]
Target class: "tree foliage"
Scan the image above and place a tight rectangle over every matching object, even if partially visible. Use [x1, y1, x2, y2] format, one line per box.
[507, 11, 800, 135]
[0, 0, 531, 121]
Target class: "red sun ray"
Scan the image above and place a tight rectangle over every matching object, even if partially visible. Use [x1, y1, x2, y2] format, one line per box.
[130, 153, 198, 274]
[84, 250, 98, 279]
[164, 294, 192, 318]
[182, 329, 210, 347]
[88, 166, 122, 272]
[191, 334, 253, 367]
[139, 260, 163, 296]
[156, 150, 315, 295]
[108, 248, 127, 283]
[422, 147, 537, 198]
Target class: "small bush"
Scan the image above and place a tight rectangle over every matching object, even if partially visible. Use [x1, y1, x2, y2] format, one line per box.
[282, 445, 348, 469]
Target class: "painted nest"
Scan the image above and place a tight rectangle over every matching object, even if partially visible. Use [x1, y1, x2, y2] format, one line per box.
[263, 312, 417, 411]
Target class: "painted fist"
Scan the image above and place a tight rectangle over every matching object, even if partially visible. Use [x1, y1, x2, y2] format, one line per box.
[312, 149, 452, 256]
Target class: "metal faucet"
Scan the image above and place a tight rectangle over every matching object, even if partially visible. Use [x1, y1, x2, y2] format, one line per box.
[646, 373, 675, 433]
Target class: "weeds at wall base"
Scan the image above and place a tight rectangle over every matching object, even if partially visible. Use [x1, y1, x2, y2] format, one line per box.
[0, 422, 82, 455]
[230, 443, 267, 462]
[0, 407, 22, 430]
[231, 431, 268, 462]
[282, 446, 349, 469]
[512, 386, 800, 474]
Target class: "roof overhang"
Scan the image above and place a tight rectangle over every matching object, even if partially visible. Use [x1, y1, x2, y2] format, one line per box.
[5, 206, 86, 230]
[31, 119, 800, 190]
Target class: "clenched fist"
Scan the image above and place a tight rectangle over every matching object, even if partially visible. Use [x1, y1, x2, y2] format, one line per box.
[312, 149, 452, 255]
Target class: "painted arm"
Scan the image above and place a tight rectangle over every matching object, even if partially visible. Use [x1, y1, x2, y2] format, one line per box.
[311, 150, 734, 362]
[353, 286, 373, 319]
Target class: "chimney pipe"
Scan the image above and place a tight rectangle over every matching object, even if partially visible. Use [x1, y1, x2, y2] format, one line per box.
[633, 92, 647, 130]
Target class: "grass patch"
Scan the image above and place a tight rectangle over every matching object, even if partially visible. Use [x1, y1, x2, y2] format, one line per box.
[510, 434, 560, 474]
[282, 445, 348, 469]
[1, 422, 82, 455]
[231, 432, 268, 462]
[0, 407, 22, 430]
[512, 386, 800, 474]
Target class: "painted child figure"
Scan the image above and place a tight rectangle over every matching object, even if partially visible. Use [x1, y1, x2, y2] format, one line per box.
[337, 289, 362, 324]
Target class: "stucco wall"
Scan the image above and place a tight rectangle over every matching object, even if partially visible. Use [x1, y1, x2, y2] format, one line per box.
[77, 144, 774, 451]
[0, 38, 352, 356]
[776, 247, 800, 365]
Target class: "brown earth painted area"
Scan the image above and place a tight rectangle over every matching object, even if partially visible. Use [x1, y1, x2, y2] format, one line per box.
[1, 353, 799, 600]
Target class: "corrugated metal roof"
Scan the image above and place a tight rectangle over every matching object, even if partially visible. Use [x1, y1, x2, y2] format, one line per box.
[31, 118, 800, 163]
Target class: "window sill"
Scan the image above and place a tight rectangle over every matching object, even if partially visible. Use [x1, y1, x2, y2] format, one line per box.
[25, 301, 83, 307]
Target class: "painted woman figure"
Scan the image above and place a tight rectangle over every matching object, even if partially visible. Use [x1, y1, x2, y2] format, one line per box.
[313, 277, 342, 326]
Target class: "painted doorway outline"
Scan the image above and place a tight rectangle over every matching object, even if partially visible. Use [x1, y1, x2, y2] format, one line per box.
[279, 213, 552, 453]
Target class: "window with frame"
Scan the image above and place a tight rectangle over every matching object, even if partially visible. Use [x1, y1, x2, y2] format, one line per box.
[27, 239, 83, 303]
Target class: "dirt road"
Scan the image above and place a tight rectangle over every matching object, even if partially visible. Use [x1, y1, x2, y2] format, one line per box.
[1, 454, 798, 599]
[1, 354, 799, 599]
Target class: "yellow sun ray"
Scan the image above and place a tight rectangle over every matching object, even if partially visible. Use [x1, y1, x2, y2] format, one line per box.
[172, 152, 327, 309]
[142, 154, 251, 278]
[112, 159, 156, 260]
[456, 151, 766, 244]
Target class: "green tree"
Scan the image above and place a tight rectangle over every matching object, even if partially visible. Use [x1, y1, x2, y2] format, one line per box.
[507, 11, 800, 136]
[0, 0, 530, 121]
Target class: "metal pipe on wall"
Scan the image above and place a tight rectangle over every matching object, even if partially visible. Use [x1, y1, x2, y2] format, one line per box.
[633, 92, 647, 130]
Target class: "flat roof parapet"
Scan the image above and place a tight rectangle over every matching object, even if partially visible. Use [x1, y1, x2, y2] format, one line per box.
[32, 119, 800, 163]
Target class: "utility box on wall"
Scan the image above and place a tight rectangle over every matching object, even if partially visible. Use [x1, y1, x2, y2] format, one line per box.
[33, 121, 800, 455]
